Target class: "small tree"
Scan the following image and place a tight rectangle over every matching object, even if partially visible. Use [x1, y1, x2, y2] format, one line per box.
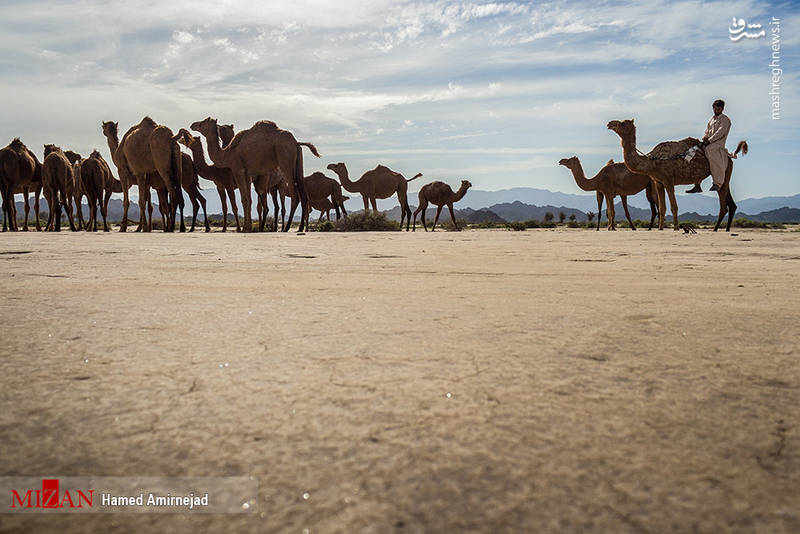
[568, 213, 576, 222]
[544, 212, 554, 222]
[587, 212, 595, 223]
[558, 211, 566, 223]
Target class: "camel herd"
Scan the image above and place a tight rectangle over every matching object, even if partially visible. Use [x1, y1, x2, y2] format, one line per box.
[0, 116, 474, 234]
[1, 115, 746, 234]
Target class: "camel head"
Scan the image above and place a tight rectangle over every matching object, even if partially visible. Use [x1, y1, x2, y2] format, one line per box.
[43, 144, 61, 157]
[218, 124, 235, 147]
[101, 121, 118, 138]
[460, 179, 472, 191]
[558, 156, 579, 169]
[176, 129, 201, 149]
[190, 117, 217, 137]
[607, 119, 635, 137]
[65, 150, 82, 164]
[327, 162, 346, 176]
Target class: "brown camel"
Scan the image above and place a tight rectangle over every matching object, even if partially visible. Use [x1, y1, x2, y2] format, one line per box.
[102, 121, 160, 232]
[76, 151, 113, 231]
[326, 162, 422, 231]
[191, 117, 320, 232]
[178, 130, 241, 232]
[0, 138, 43, 231]
[412, 179, 471, 232]
[558, 156, 659, 230]
[311, 195, 350, 222]
[275, 171, 349, 230]
[173, 141, 210, 232]
[107, 117, 183, 232]
[608, 119, 747, 231]
[64, 150, 87, 229]
[42, 144, 77, 231]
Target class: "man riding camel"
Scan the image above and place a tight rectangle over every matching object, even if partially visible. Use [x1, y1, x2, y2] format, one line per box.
[687, 99, 730, 193]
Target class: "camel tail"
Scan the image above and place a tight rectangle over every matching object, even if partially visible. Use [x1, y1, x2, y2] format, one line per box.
[407, 173, 423, 182]
[735, 140, 748, 156]
[297, 142, 320, 158]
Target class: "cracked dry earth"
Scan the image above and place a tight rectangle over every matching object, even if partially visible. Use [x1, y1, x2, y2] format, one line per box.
[1, 228, 798, 533]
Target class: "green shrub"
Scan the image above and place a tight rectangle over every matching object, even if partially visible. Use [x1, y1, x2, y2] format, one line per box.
[334, 212, 400, 231]
[507, 221, 527, 231]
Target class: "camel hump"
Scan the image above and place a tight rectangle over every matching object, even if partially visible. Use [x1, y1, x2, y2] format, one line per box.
[9, 138, 25, 151]
[647, 137, 702, 159]
[252, 120, 279, 130]
[605, 159, 615, 166]
[139, 116, 158, 128]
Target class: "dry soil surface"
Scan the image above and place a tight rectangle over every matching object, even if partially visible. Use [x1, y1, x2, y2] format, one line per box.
[1, 228, 799, 533]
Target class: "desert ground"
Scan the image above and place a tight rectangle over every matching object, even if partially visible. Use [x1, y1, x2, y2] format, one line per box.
[1, 227, 798, 533]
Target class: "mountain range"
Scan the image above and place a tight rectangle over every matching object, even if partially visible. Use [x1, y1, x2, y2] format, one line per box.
[4, 187, 800, 224]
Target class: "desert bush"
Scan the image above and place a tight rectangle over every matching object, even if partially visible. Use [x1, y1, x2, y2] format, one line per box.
[507, 221, 527, 231]
[732, 218, 785, 229]
[438, 218, 469, 231]
[314, 220, 335, 232]
[334, 212, 400, 231]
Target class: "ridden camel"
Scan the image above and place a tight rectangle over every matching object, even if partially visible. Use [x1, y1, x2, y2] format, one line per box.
[178, 130, 241, 232]
[107, 117, 183, 232]
[412, 180, 472, 232]
[102, 121, 161, 231]
[191, 117, 320, 232]
[326, 162, 422, 231]
[607, 119, 747, 231]
[0, 138, 43, 231]
[42, 144, 77, 231]
[558, 156, 659, 230]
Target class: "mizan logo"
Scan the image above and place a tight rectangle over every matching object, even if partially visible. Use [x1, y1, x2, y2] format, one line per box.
[11, 479, 94, 509]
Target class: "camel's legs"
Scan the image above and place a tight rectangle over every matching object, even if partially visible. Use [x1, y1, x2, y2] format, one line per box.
[136, 178, 150, 232]
[120, 179, 130, 232]
[270, 188, 280, 232]
[21, 189, 30, 231]
[238, 170, 252, 233]
[370, 197, 378, 212]
[187, 193, 199, 232]
[448, 203, 459, 231]
[665, 186, 680, 230]
[654, 182, 666, 230]
[227, 186, 240, 232]
[412, 200, 427, 232]
[645, 181, 658, 230]
[715, 161, 737, 232]
[102, 187, 111, 232]
[62, 183, 76, 232]
[33, 187, 41, 231]
[432, 205, 444, 231]
[595, 191, 603, 231]
[620, 196, 636, 230]
[75, 190, 86, 231]
[216, 186, 227, 232]
[604, 192, 616, 230]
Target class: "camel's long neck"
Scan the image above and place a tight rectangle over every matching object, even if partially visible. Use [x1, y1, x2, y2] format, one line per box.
[568, 161, 596, 191]
[188, 143, 212, 173]
[204, 123, 225, 166]
[104, 132, 119, 159]
[334, 165, 360, 193]
[619, 132, 654, 175]
[453, 186, 470, 202]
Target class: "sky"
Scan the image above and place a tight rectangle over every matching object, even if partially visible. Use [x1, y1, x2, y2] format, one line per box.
[0, 0, 797, 202]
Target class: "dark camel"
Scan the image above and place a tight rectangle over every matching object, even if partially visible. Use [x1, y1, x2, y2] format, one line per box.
[326, 162, 422, 231]
[42, 144, 77, 231]
[412, 180, 471, 231]
[0, 139, 43, 231]
[178, 130, 240, 232]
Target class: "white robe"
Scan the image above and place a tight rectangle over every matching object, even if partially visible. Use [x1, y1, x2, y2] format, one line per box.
[703, 113, 731, 187]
